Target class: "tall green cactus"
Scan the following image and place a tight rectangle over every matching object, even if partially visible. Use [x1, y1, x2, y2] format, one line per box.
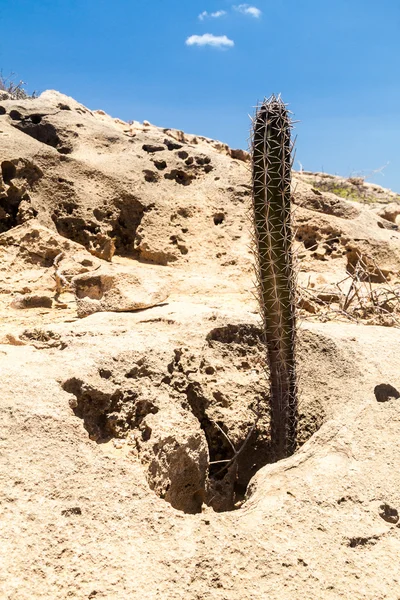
[251, 95, 298, 461]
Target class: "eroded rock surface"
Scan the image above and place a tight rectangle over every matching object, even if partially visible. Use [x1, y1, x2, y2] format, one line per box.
[1, 90, 400, 599]
[72, 264, 169, 317]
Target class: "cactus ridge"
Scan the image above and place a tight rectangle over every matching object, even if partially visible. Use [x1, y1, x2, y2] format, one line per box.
[251, 94, 298, 461]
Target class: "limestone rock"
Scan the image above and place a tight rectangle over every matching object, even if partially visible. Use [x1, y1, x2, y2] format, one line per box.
[137, 393, 209, 514]
[87, 232, 116, 262]
[377, 202, 400, 224]
[72, 264, 169, 317]
[292, 180, 361, 219]
[1, 89, 400, 599]
[62, 353, 208, 514]
[11, 293, 53, 309]
[0, 222, 102, 296]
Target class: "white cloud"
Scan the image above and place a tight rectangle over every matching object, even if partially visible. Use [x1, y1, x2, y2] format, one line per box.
[198, 10, 227, 20]
[211, 10, 227, 17]
[234, 4, 262, 18]
[185, 33, 234, 48]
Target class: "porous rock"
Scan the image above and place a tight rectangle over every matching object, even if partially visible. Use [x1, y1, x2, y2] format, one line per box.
[0, 222, 103, 296]
[11, 293, 53, 309]
[377, 202, 400, 224]
[1, 89, 400, 599]
[62, 353, 209, 514]
[137, 395, 209, 514]
[72, 264, 169, 317]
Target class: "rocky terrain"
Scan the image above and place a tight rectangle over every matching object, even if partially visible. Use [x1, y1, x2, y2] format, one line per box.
[1, 90, 400, 599]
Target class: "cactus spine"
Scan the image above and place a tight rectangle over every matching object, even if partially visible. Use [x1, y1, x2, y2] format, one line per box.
[251, 95, 298, 461]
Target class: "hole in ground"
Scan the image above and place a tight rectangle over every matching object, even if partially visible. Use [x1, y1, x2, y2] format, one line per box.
[12, 119, 61, 147]
[374, 383, 400, 403]
[153, 159, 167, 170]
[143, 169, 158, 183]
[170, 234, 188, 255]
[0, 159, 41, 232]
[195, 156, 211, 165]
[161, 326, 273, 512]
[1, 160, 16, 185]
[9, 110, 22, 120]
[63, 376, 159, 441]
[11, 117, 73, 154]
[111, 195, 146, 256]
[0, 185, 32, 233]
[213, 213, 225, 226]
[63, 354, 207, 515]
[164, 169, 195, 186]
[51, 194, 145, 257]
[29, 114, 43, 124]
[164, 138, 183, 151]
[64, 329, 326, 515]
[142, 144, 165, 153]
[51, 214, 100, 248]
[379, 503, 399, 524]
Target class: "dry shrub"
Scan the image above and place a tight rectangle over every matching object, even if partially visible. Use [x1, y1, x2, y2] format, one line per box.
[299, 256, 400, 327]
[0, 71, 37, 99]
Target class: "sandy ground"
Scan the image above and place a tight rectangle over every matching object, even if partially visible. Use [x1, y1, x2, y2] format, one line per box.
[1, 90, 400, 598]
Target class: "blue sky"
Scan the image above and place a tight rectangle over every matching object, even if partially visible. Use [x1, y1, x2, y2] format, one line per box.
[1, 0, 399, 191]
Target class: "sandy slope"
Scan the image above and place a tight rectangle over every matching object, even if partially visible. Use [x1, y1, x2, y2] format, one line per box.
[1, 91, 400, 599]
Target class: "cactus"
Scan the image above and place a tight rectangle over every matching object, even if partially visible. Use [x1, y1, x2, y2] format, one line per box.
[251, 95, 298, 461]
